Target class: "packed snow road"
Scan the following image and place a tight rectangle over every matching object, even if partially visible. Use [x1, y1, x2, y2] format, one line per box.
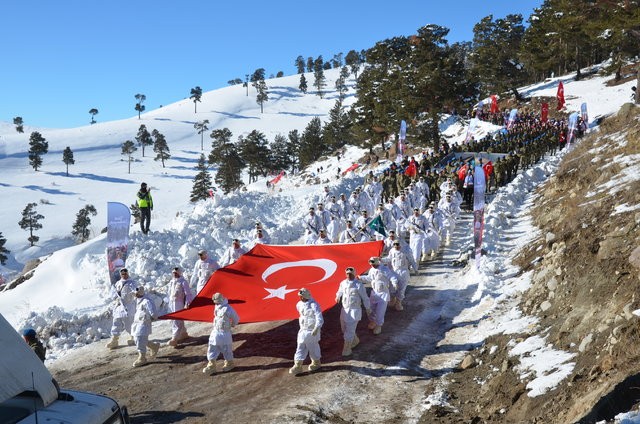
[51, 213, 478, 424]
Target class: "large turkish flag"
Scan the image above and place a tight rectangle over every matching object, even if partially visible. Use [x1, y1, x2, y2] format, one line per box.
[162, 241, 383, 323]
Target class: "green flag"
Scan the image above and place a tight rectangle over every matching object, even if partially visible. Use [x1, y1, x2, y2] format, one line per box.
[367, 215, 386, 237]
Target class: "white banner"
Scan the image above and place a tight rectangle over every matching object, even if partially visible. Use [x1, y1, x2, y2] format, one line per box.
[107, 202, 131, 284]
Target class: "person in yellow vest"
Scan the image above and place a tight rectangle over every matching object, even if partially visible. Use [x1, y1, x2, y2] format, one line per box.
[137, 182, 153, 234]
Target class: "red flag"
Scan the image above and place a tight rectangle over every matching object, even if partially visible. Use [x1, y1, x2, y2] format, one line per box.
[269, 171, 285, 185]
[342, 163, 359, 175]
[482, 161, 493, 179]
[556, 82, 565, 111]
[404, 160, 417, 178]
[490, 95, 499, 114]
[541, 102, 549, 123]
[162, 241, 383, 323]
[457, 164, 468, 181]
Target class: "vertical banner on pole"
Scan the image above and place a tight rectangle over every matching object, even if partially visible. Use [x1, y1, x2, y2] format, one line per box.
[473, 162, 486, 269]
[567, 112, 579, 144]
[398, 120, 407, 159]
[580, 102, 588, 125]
[106, 202, 131, 284]
[506, 109, 518, 130]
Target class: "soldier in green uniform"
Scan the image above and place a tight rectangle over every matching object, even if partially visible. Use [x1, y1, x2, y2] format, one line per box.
[23, 328, 46, 362]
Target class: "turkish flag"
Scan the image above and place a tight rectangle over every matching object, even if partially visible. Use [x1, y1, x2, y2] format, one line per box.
[404, 160, 417, 178]
[541, 102, 549, 122]
[342, 163, 359, 175]
[483, 161, 493, 179]
[457, 164, 468, 181]
[269, 171, 285, 185]
[162, 241, 383, 323]
[490, 95, 499, 114]
[556, 81, 565, 111]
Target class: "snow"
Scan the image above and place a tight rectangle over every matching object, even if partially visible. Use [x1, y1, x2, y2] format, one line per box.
[0, 59, 636, 412]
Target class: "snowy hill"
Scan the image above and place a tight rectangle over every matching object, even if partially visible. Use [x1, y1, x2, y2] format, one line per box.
[1, 60, 639, 422]
[0, 62, 635, 334]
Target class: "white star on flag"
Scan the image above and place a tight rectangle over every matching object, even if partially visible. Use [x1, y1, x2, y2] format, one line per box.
[263, 285, 297, 300]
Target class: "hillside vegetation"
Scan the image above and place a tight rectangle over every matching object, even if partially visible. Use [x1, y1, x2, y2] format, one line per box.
[430, 104, 640, 423]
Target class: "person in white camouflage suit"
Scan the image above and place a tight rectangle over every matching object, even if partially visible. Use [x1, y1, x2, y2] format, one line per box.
[167, 267, 194, 347]
[335, 267, 371, 356]
[359, 257, 397, 335]
[202, 292, 240, 375]
[289, 288, 324, 375]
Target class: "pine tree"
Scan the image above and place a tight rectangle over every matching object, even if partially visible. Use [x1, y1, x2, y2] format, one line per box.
[208, 128, 233, 165]
[331, 53, 343, 68]
[134, 93, 146, 119]
[276, 71, 284, 78]
[238, 130, 271, 183]
[28, 131, 49, 171]
[152, 129, 170, 167]
[13, 116, 24, 133]
[214, 147, 245, 194]
[295, 55, 306, 74]
[190, 86, 203, 113]
[190, 154, 213, 202]
[194, 120, 210, 150]
[345, 50, 361, 78]
[470, 14, 526, 96]
[287, 130, 301, 173]
[250, 68, 266, 83]
[323, 99, 351, 150]
[335, 66, 350, 100]
[62, 146, 75, 176]
[298, 117, 324, 168]
[255, 80, 269, 113]
[121, 140, 137, 174]
[299, 74, 308, 93]
[313, 56, 327, 98]
[19, 203, 44, 246]
[89, 108, 98, 124]
[270, 133, 295, 172]
[0, 232, 10, 265]
[306, 57, 314, 73]
[135, 124, 153, 157]
[71, 204, 97, 243]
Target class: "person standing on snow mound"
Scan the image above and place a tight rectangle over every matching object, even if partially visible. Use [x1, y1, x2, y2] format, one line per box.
[202, 292, 239, 375]
[289, 288, 324, 375]
[137, 182, 153, 234]
[190, 249, 220, 294]
[107, 268, 137, 350]
[335, 267, 371, 357]
[131, 285, 160, 367]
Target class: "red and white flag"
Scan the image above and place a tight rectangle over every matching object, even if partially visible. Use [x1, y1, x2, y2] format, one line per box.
[342, 163, 359, 175]
[541, 102, 549, 122]
[162, 241, 383, 323]
[490, 95, 499, 114]
[556, 81, 565, 110]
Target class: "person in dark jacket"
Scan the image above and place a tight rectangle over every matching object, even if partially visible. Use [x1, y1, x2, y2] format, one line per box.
[137, 182, 153, 234]
[23, 328, 46, 362]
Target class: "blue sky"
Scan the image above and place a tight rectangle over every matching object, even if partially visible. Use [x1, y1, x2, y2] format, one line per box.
[1, 0, 542, 129]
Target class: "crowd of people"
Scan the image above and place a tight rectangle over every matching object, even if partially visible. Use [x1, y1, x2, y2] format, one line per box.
[23, 107, 574, 375]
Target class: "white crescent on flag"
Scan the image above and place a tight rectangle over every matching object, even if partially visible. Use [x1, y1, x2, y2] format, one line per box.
[261, 259, 338, 285]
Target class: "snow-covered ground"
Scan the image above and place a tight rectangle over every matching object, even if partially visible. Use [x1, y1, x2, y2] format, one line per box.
[1, 62, 638, 415]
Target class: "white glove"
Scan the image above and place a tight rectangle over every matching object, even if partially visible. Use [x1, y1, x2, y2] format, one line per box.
[311, 327, 319, 336]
